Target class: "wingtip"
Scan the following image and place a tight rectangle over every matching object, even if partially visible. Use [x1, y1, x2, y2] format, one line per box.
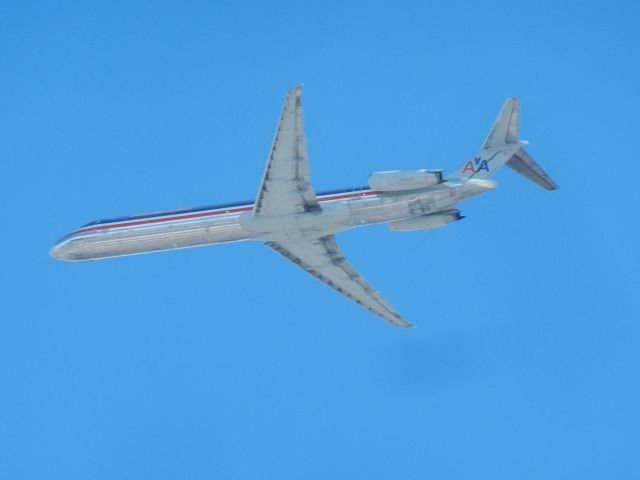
[395, 319, 414, 329]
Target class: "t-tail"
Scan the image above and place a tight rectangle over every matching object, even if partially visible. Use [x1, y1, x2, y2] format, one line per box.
[449, 97, 558, 190]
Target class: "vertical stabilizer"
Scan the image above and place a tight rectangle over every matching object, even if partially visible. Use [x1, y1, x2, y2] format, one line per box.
[449, 97, 557, 189]
[449, 97, 523, 181]
[482, 97, 520, 148]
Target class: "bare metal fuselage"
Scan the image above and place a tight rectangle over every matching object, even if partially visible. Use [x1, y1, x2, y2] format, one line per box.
[49, 87, 557, 327]
[51, 179, 493, 262]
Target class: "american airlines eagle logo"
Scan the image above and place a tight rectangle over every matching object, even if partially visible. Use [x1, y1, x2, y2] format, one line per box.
[462, 156, 490, 174]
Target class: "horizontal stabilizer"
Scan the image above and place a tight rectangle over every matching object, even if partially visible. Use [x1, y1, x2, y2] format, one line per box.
[506, 148, 558, 190]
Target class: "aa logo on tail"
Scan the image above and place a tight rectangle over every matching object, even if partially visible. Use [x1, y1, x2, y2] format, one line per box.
[462, 156, 490, 174]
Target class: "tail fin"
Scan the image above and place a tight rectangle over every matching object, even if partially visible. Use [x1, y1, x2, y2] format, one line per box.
[449, 98, 558, 190]
[482, 97, 520, 149]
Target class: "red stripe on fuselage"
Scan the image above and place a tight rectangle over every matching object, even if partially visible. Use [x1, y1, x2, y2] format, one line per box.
[63, 191, 382, 239]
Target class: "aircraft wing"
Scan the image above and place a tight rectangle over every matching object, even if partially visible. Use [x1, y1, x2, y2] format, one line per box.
[254, 85, 320, 216]
[267, 236, 412, 328]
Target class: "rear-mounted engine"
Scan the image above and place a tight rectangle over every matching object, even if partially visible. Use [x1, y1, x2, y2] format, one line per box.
[368, 169, 443, 192]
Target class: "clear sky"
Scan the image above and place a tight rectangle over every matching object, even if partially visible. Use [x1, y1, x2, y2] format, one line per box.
[2, 1, 639, 478]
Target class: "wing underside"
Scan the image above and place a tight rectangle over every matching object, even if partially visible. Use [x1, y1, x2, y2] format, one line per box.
[267, 236, 412, 328]
[254, 86, 409, 328]
[254, 85, 320, 216]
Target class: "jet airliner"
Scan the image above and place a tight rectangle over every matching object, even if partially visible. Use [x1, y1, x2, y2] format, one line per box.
[51, 86, 557, 327]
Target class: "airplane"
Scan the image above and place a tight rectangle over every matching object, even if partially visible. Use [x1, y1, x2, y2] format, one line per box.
[51, 85, 558, 328]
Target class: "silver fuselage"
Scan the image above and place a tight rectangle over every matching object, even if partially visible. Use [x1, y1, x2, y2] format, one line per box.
[51, 179, 494, 261]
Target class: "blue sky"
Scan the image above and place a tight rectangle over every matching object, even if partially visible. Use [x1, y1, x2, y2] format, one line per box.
[2, 1, 639, 478]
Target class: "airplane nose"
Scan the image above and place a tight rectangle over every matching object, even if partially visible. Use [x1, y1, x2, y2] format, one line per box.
[50, 239, 75, 261]
[49, 242, 64, 260]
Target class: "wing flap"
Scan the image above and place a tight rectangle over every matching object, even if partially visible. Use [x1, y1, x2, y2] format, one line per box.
[268, 236, 412, 328]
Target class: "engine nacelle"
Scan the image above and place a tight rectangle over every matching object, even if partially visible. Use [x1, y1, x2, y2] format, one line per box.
[387, 210, 462, 232]
[368, 169, 443, 192]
